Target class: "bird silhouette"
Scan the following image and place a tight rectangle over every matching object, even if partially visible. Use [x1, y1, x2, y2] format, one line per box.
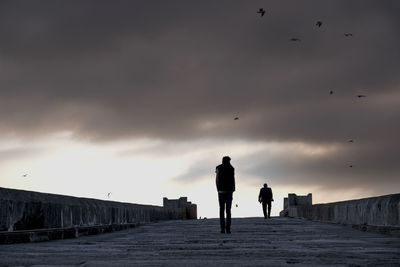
[107, 192, 111, 198]
[357, 95, 366, 98]
[235, 204, 238, 208]
[344, 33, 353, 37]
[316, 21, 323, 27]
[22, 174, 28, 177]
[348, 139, 354, 143]
[349, 165, 353, 168]
[234, 117, 239, 120]
[257, 8, 265, 17]
[290, 38, 301, 42]
[329, 90, 333, 95]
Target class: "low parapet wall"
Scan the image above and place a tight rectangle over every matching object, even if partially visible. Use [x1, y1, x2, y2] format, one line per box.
[281, 193, 400, 236]
[0, 187, 194, 235]
[309, 194, 400, 226]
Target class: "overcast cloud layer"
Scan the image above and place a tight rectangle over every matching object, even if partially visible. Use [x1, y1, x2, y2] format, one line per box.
[1, 0, 399, 193]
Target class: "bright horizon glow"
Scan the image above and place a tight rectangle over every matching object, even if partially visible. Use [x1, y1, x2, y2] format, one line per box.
[0, 132, 389, 218]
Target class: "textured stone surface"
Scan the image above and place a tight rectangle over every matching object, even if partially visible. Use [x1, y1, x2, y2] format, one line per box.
[280, 193, 312, 217]
[311, 194, 400, 226]
[0, 187, 193, 232]
[163, 197, 197, 219]
[1, 217, 399, 266]
[0, 223, 141, 244]
[284, 194, 400, 229]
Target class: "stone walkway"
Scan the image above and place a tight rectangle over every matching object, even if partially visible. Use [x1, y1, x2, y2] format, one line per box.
[1, 217, 399, 266]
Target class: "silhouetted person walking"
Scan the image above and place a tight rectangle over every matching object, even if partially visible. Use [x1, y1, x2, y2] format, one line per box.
[216, 156, 235, 233]
[258, 183, 273, 219]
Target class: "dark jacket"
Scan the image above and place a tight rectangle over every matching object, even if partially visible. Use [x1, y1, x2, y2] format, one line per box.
[259, 187, 273, 202]
[216, 163, 235, 192]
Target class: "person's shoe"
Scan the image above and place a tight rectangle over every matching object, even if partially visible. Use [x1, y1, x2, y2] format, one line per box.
[220, 229, 225, 234]
[226, 230, 231, 234]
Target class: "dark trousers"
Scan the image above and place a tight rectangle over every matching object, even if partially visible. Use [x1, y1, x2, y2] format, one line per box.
[262, 201, 272, 218]
[218, 192, 233, 232]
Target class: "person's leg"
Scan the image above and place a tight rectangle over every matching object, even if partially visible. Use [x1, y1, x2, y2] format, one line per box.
[225, 192, 233, 233]
[262, 202, 267, 219]
[226, 198, 232, 233]
[267, 201, 272, 218]
[218, 193, 226, 233]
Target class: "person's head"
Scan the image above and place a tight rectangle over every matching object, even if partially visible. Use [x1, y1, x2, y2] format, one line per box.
[222, 156, 231, 164]
[264, 183, 268, 188]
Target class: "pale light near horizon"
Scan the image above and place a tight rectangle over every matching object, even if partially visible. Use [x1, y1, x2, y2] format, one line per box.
[0, 132, 375, 218]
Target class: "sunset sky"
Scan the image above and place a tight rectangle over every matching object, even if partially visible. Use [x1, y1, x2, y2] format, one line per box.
[0, 0, 399, 218]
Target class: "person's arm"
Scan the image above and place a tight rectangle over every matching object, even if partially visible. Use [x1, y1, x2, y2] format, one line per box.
[271, 189, 274, 201]
[215, 168, 219, 191]
[258, 189, 262, 203]
[232, 168, 235, 192]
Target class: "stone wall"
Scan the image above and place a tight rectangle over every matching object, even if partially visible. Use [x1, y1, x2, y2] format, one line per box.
[163, 197, 197, 220]
[280, 193, 312, 217]
[280, 193, 400, 227]
[0, 187, 196, 232]
[309, 194, 400, 226]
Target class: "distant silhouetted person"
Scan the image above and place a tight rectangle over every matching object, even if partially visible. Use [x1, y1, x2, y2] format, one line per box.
[258, 183, 273, 219]
[216, 156, 235, 234]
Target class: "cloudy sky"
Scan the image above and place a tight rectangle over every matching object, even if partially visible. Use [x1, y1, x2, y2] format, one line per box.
[0, 0, 399, 217]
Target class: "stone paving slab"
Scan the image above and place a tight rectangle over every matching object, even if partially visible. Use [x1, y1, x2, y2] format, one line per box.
[0, 217, 399, 266]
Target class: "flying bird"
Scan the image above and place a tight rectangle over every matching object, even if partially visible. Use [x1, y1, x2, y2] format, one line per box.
[234, 117, 239, 120]
[357, 95, 366, 98]
[107, 192, 111, 198]
[329, 90, 333, 95]
[316, 21, 323, 27]
[348, 139, 354, 143]
[257, 8, 265, 17]
[349, 165, 353, 168]
[290, 38, 301, 42]
[235, 204, 238, 208]
[22, 174, 28, 177]
[344, 33, 353, 37]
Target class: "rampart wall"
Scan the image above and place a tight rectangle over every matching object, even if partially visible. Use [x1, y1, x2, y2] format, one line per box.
[280, 193, 400, 236]
[0, 187, 196, 243]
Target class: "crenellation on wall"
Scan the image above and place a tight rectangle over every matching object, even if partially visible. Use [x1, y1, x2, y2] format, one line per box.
[280, 193, 312, 217]
[163, 197, 197, 219]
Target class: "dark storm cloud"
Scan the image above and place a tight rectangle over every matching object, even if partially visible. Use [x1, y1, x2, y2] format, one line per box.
[237, 142, 400, 192]
[0, 1, 399, 190]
